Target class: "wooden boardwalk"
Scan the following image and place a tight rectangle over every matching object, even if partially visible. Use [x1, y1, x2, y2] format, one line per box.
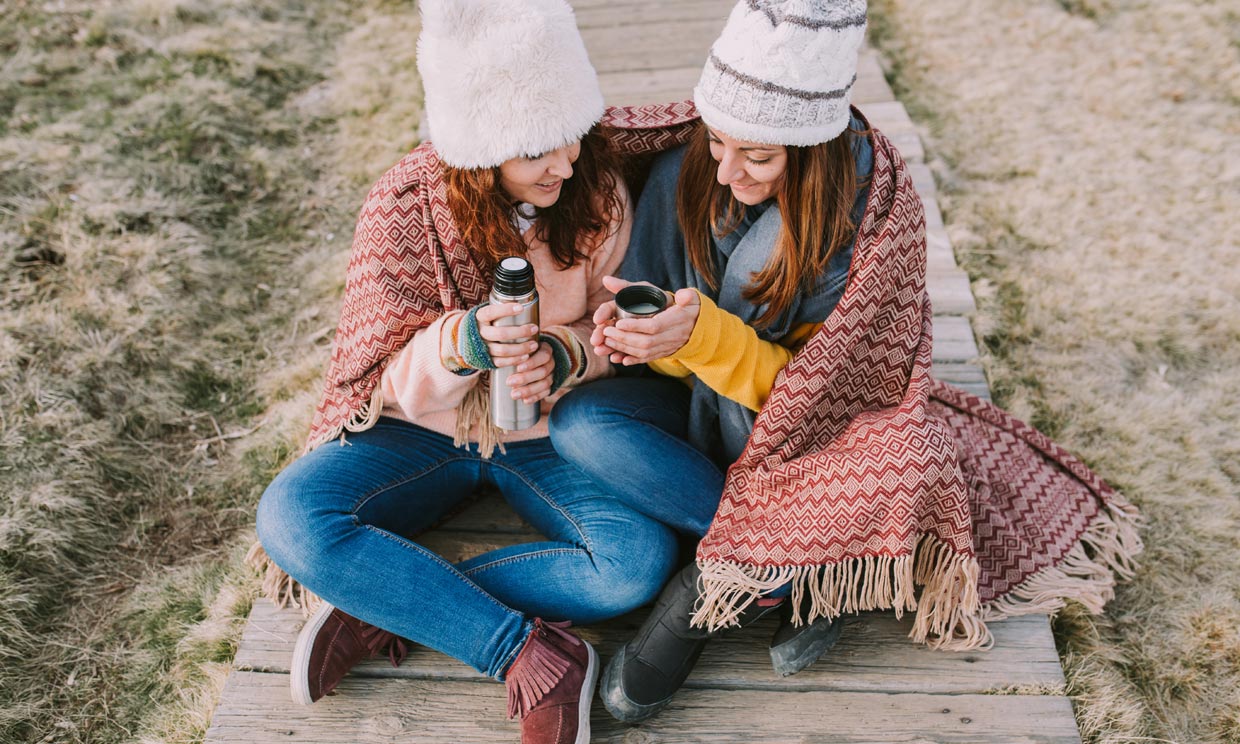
[206, 2, 1081, 741]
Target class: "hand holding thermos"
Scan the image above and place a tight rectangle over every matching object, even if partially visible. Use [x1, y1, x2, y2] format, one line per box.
[483, 257, 556, 430]
[591, 275, 700, 365]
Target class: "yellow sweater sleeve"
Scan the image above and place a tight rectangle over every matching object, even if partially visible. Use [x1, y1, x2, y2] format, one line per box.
[648, 356, 693, 378]
[655, 291, 820, 411]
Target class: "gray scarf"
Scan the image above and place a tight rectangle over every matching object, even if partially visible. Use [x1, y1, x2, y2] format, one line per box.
[620, 126, 870, 465]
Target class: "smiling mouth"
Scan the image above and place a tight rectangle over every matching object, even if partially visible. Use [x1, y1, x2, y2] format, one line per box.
[536, 180, 563, 190]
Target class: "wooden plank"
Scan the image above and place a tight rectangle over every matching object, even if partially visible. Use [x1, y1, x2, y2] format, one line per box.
[928, 224, 959, 272]
[415, 530, 530, 564]
[861, 100, 914, 133]
[908, 161, 937, 198]
[598, 67, 699, 106]
[932, 316, 980, 364]
[574, 1, 733, 29]
[580, 21, 721, 74]
[206, 672, 1082, 744]
[236, 600, 1063, 695]
[932, 363, 991, 400]
[855, 50, 895, 103]
[436, 491, 535, 535]
[929, 270, 977, 315]
[924, 195, 946, 230]
[885, 129, 924, 162]
[860, 101, 924, 162]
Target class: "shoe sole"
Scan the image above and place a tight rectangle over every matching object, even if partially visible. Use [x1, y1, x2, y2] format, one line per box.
[576, 641, 599, 744]
[290, 601, 336, 705]
[598, 643, 674, 724]
[770, 616, 844, 678]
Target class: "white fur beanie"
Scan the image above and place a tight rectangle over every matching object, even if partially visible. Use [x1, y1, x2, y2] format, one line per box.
[417, 0, 605, 169]
[694, 0, 867, 146]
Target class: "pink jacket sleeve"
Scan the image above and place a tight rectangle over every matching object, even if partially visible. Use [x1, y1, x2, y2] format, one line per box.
[378, 311, 480, 420]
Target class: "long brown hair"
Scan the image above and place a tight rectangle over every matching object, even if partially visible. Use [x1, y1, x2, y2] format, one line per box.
[676, 121, 870, 329]
[443, 127, 622, 274]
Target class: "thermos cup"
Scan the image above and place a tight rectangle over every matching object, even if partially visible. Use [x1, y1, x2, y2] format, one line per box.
[489, 256, 540, 431]
[614, 284, 671, 320]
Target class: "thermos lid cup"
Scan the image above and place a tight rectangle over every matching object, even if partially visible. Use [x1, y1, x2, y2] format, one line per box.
[615, 285, 671, 320]
[493, 256, 536, 299]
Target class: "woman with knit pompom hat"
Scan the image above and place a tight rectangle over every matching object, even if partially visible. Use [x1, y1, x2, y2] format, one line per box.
[551, 0, 1140, 725]
[247, 1, 699, 741]
[550, 0, 873, 720]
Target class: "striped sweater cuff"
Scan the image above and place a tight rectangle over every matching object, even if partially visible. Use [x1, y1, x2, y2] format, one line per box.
[440, 306, 494, 376]
[540, 329, 588, 393]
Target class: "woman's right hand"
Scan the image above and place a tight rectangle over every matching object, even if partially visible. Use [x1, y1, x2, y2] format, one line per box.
[476, 303, 540, 368]
[592, 276, 700, 365]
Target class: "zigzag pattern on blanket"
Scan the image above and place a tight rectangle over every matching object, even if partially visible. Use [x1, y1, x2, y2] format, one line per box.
[692, 120, 1140, 650]
[304, 145, 489, 452]
[601, 101, 699, 155]
[927, 380, 1141, 612]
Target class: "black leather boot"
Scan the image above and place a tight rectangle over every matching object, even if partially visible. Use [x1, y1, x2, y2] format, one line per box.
[599, 563, 778, 723]
[768, 602, 844, 677]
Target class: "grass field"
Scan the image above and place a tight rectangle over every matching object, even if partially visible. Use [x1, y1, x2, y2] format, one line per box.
[1, 0, 1236, 742]
[0, 0, 419, 740]
[870, 1, 1240, 742]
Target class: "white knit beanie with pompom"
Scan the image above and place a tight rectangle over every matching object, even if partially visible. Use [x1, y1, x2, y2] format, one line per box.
[417, 0, 605, 169]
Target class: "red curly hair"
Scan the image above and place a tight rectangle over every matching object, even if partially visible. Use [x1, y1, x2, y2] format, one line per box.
[443, 126, 622, 274]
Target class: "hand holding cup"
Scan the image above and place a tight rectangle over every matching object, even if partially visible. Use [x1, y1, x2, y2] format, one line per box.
[592, 276, 700, 365]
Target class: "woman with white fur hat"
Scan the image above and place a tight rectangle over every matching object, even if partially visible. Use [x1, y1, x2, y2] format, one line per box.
[247, 1, 700, 741]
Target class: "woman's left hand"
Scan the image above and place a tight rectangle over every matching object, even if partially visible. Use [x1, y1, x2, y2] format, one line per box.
[597, 277, 701, 365]
[504, 342, 557, 404]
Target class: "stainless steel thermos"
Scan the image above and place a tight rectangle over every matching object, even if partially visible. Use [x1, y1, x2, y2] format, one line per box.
[489, 256, 540, 431]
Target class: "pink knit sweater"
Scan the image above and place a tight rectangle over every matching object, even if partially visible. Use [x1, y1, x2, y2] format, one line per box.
[378, 184, 631, 444]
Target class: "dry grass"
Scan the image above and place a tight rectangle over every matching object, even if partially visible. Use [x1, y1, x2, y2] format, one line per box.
[869, 1, 1240, 742]
[0, 0, 421, 741]
[5, 0, 1236, 740]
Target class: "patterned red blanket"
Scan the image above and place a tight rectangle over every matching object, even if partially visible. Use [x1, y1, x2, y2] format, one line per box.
[691, 119, 1141, 649]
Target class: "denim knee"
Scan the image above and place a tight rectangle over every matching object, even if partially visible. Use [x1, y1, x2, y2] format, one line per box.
[547, 388, 588, 446]
[581, 525, 678, 616]
[548, 386, 614, 463]
[255, 473, 316, 580]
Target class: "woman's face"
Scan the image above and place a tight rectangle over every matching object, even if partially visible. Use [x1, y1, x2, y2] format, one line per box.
[706, 127, 788, 206]
[498, 141, 582, 208]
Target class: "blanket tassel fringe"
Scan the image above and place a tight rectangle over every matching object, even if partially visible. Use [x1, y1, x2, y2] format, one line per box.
[303, 386, 386, 454]
[693, 500, 1141, 652]
[454, 381, 505, 460]
[692, 533, 984, 649]
[981, 500, 1143, 622]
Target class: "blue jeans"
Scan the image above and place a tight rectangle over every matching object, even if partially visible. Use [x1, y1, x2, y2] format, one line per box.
[549, 377, 725, 538]
[255, 417, 678, 679]
[549, 377, 794, 600]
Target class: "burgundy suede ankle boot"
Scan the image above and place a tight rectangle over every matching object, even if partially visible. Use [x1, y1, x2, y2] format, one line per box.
[290, 602, 409, 705]
[504, 619, 598, 744]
